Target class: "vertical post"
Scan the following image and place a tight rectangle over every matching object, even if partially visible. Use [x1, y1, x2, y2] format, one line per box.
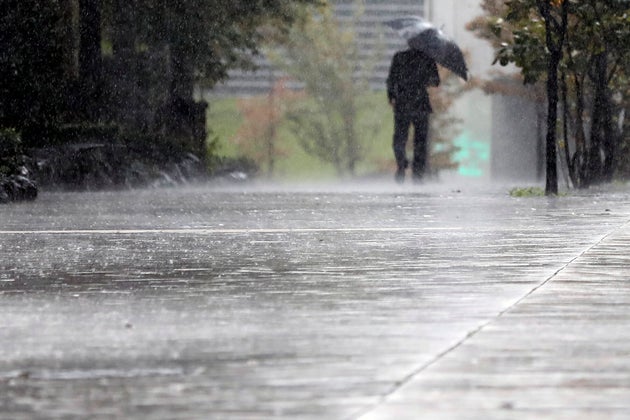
[424, 0, 432, 21]
[60, 0, 80, 81]
[79, 0, 102, 83]
[544, 40, 559, 195]
[539, 0, 567, 195]
[536, 104, 545, 181]
[78, 0, 102, 119]
[111, 0, 140, 128]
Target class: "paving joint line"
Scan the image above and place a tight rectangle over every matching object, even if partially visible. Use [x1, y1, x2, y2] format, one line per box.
[0, 226, 586, 236]
[349, 218, 630, 420]
[0, 227, 464, 235]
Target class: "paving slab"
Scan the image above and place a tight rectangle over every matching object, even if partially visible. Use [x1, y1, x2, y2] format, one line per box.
[358, 218, 630, 420]
[1, 182, 629, 419]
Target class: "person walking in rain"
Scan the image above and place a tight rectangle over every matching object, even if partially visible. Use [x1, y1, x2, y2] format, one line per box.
[387, 48, 440, 183]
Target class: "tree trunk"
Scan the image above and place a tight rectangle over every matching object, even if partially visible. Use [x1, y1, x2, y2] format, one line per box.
[110, 0, 142, 128]
[539, 1, 567, 196]
[536, 105, 545, 181]
[78, 0, 103, 119]
[560, 71, 575, 187]
[170, 45, 195, 102]
[596, 53, 615, 181]
[573, 74, 588, 187]
[79, 0, 102, 84]
[545, 51, 560, 195]
[343, 103, 358, 176]
[60, 0, 79, 81]
[587, 53, 612, 184]
[266, 84, 277, 177]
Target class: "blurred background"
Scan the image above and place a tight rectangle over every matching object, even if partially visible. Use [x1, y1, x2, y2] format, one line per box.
[1, 0, 628, 199]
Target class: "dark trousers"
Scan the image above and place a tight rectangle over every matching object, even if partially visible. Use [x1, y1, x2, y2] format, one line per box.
[393, 112, 429, 177]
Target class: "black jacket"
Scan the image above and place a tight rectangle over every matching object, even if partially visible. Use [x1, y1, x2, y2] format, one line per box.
[387, 49, 440, 115]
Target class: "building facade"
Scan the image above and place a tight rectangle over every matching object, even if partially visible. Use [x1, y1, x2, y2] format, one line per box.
[213, 0, 428, 96]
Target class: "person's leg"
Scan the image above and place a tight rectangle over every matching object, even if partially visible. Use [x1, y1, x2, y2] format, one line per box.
[412, 112, 430, 181]
[393, 112, 410, 182]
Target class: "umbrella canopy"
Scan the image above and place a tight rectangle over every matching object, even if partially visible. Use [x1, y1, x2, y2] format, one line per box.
[385, 16, 468, 81]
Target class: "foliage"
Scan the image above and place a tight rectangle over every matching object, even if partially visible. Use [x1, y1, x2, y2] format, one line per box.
[30, 131, 206, 190]
[1, 0, 320, 142]
[24, 124, 119, 148]
[98, 0, 323, 166]
[233, 78, 305, 177]
[615, 81, 630, 178]
[0, 1, 67, 129]
[427, 67, 468, 174]
[0, 128, 38, 203]
[470, 0, 630, 193]
[0, 128, 23, 176]
[102, 0, 322, 89]
[509, 186, 545, 197]
[214, 1, 464, 179]
[209, 155, 260, 180]
[509, 186, 568, 197]
[207, 92, 397, 180]
[268, 1, 383, 176]
[266, 1, 463, 178]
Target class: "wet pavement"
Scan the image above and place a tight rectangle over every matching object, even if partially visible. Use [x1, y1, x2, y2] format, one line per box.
[1, 180, 630, 419]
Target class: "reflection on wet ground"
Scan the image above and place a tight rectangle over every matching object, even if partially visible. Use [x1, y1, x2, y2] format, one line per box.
[1, 181, 630, 418]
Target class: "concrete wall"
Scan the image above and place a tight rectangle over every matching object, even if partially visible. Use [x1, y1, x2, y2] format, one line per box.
[491, 94, 543, 181]
[430, 0, 495, 78]
[431, 0, 541, 181]
[430, 0, 495, 179]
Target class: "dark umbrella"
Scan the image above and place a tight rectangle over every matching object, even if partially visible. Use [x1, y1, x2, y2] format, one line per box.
[385, 16, 468, 81]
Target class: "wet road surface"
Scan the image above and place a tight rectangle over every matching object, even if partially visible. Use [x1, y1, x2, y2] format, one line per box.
[1, 181, 630, 419]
